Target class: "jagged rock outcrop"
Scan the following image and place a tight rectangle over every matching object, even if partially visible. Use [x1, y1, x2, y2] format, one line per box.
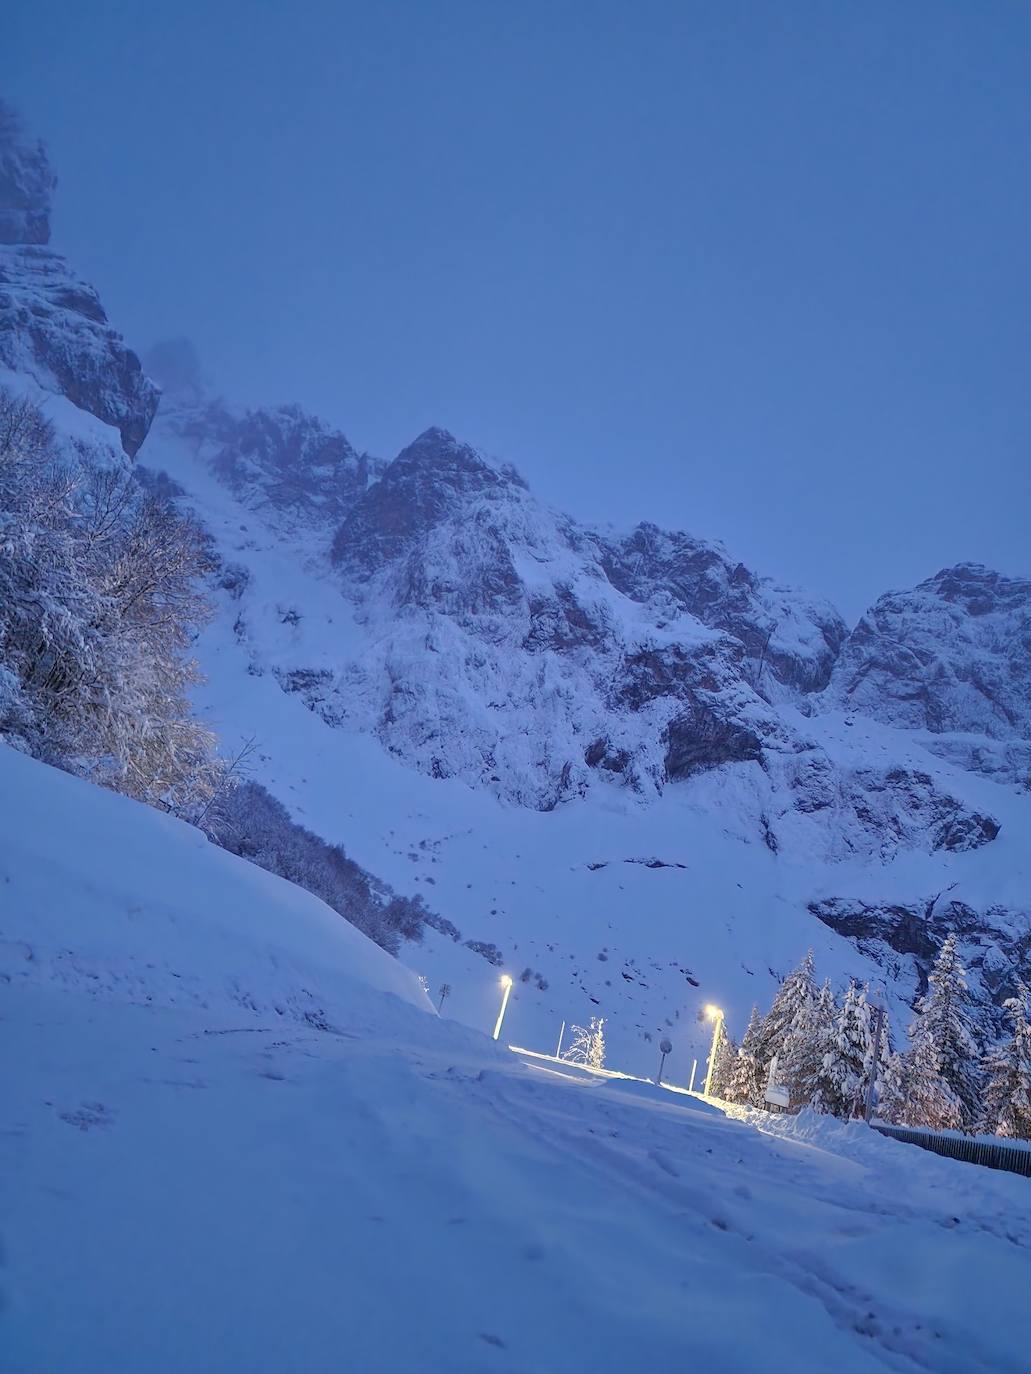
[321, 428, 849, 808]
[0, 105, 157, 456]
[599, 522, 847, 702]
[810, 895, 1031, 1040]
[826, 564, 1031, 785]
[182, 400, 375, 532]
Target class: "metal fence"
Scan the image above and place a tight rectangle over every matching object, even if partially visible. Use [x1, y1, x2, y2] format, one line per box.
[873, 1123, 1031, 1178]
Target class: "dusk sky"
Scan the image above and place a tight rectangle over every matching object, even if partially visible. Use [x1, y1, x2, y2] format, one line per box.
[5, 1, 1028, 620]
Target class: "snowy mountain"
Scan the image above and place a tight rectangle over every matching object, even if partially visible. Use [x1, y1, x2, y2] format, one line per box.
[2, 105, 1030, 1077]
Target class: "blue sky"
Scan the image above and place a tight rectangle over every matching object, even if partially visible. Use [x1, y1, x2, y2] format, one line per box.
[5, 0, 1029, 620]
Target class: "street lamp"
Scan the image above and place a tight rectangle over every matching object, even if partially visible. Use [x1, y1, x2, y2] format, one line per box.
[493, 974, 514, 1041]
[702, 1004, 725, 1098]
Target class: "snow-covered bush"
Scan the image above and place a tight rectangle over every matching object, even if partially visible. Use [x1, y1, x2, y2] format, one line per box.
[0, 387, 221, 811]
[565, 1016, 606, 1069]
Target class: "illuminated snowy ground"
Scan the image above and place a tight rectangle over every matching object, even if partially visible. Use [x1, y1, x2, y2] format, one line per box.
[2, 747, 1030, 1373]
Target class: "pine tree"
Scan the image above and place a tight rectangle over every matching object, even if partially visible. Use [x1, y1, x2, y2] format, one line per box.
[812, 981, 873, 1118]
[708, 1027, 738, 1100]
[904, 935, 981, 1130]
[979, 984, 1031, 1140]
[566, 1016, 606, 1070]
[759, 950, 817, 1071]
[873, 1021, 908, 1125]
[783, 977, 837, 1109]
[726, 1005, 765, 1106]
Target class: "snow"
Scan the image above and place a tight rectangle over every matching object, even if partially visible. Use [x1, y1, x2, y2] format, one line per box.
[0, 742, 426, 1018]
[3, 744, 1031, 1372]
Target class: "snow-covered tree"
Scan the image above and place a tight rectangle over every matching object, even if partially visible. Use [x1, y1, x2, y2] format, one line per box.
[903, 935, 981, 1130]
[979, 984, 1031, 1140]
[759, 950, 816, 1070]
[566, 1016, 606, 1070]
[726, 1005, 765, 1106]
[782, 977, 837, 1109]
[812, 981, 873, 1118]
[707, 1025, 738, 1100]
[872, 1018, 908, 1125]
[0, 387, 221, 814]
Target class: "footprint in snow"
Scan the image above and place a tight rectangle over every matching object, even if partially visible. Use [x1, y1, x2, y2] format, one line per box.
[58, 1102, 114, 1132]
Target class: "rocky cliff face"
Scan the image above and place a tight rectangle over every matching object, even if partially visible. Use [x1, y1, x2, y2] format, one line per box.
[322, 427, 852, 810]
[810, 894, 1031, 1042]
[826, 564, 1031, 787]
[0, 103, 157, 456]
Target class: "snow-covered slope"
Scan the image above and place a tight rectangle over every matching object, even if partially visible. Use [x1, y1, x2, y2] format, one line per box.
[0, 742, 426, 1019]
[4, 741, 1031, 1374]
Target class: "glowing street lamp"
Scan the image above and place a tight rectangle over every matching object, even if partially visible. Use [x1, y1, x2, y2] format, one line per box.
[493, 974, 514, 1041]
[702, 1003, 725, 1098]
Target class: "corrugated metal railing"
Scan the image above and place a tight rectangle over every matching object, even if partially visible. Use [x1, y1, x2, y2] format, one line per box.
[873, 1124, 1031, 1178]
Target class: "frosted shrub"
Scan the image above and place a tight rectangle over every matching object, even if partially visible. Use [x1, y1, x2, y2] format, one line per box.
[0, 386, 220, 812]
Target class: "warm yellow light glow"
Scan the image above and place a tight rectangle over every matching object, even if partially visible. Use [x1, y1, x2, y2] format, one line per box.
[493, 976, 514, 1040]
[705, 1004, 724, 1020]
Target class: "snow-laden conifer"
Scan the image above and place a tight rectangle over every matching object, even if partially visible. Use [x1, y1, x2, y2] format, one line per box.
[759, 949, 816, 1070]
[783, 977, 837, 1108]
[726, 1005, 766, 1106]
[979, 984, 1031, 1139]
[812, 981, 873, 1118]
[904, 935, 981, 1129]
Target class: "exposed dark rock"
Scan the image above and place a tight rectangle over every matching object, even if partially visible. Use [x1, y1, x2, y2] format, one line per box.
[524, 584, 608, 653]
[809, 895, 1031, 1039]
[0, 247, 158, 456]
[584, 738, 633, 775]
[164, 398, 374, 532]
[333, 428, 523, 576]
[0, 107, 156, 456]
[600, 521, 846, 698]
[663, 703, 764, 780]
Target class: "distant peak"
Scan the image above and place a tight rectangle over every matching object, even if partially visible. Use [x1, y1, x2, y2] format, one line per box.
[393, 427, 529, 492]
[918, 562, 1031, 613]
[411, 425, 459, 448]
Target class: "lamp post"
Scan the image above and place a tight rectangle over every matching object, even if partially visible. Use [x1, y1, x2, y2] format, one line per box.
[702, 1004, 725, 1098]
[493, 974, 513, 1041]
